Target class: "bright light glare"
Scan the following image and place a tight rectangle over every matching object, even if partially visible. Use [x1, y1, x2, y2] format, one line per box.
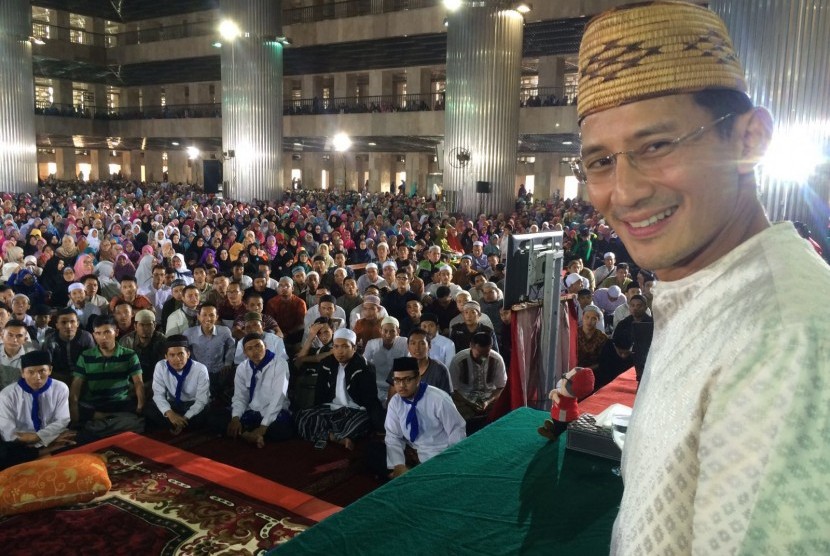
[219, 20, 241, 41]
[761, 131, 826, 183]
[186, 146, 201, 159]
[515, 3, 532, 14]
[333, 133, 352, 152]
[443, 0, 462, 11]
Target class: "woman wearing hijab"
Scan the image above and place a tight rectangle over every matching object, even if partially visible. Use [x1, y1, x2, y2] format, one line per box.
[55, 234, 80, 265]
[114, 253, 137, 282]
[8, 268, 49, 306]
[199, 248, 219, 270]
[350, 238, 372, 264]
[73, 253, 96, 280]
[215, 247, 233, 273]
[185, 236, 206, 266]
[122, 239, 140, 265]
[85, 228, 101, 254]
[171, 253, 194, 284]
[49, 265, 76, 308]
[135, 246, 156, 292]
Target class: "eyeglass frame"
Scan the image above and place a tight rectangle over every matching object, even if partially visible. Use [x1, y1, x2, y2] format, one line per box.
[570, 113, 736, 185]
[391, 374, 420, 386]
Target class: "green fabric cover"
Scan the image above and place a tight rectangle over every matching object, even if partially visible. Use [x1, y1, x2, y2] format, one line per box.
[273, 407, 623, 555]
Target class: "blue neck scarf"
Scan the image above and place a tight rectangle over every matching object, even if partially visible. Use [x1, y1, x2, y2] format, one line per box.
[18, 378, 53, 432]
[166, 358, 193, 406]
[248, 350, 276, 403]
[401, 381, 428, 442]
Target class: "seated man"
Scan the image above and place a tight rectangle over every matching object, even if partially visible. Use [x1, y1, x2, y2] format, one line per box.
[71, 316, 145, 437]
[146, 335, 210, 434]
[385, 328, 452, 403]
[118, 309, 167, 387]
[385, 356, 466, 479]
[233, 312, 288, 365]
[41, 308, 95, 385]
[449, 332, 507, 427]
[448, 301, 499, 354]
[363, 316, 409, 405]
[420, 313, 455, 369]
[0, 350, 75, 469]
[222, 333, 293, 448]
[296, 329, 385, 450]
[0, 319, 32, 389]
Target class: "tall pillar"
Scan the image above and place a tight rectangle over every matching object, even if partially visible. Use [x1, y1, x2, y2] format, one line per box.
[144, 151, 164, 182]
[405, 153, 429, 197]
[55, 148, 76, 180]
[0, 0, 37, 193]
[127, 150, 144, 181]
[711, 0, 830, 254]
[369, 153, 391, 193]
[167, 151, 188, 184]
[537, 56, 566, 97]
[444, 3, 524, 217]
[220, 0, 284, 202]
[89, 150, 110, 181]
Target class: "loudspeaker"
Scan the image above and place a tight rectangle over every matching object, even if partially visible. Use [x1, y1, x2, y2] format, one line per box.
[203, 159, 223, 194]
[475, 180, 491, 194]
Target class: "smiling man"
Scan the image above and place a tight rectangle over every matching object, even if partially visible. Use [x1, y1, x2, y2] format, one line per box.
[574, 2, 830, 554]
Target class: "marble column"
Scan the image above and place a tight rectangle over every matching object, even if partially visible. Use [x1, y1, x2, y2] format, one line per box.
[55, 148, 76, 180]
[711, 0, 830, 252]
[220, 0, 284, 201]
[89, 150, 110, 181]
[144, 151, 164, 182]
[444, 2, 524, 217]
[167, 150, 189, 184]
[0, 0, 37, 193]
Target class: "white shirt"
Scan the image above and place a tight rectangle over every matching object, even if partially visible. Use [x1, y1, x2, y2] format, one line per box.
[0, 345, 29, 389]
[302, 304, 347, 342]
[448, 312, 494, 331]
[593, 264, 616, 286]
[231, 354, 290, 426]
[612, 223, 830, 555]
[331, 363, 361, 410]
[233, 332, 287, 365]
[385, 385, 466, 467]
[0, 379, 70, 447]
[151, 360, 211, 420]
[425, 282, 463, 300]
[363, 336, 409, 403]
[429, 333, 456, 369]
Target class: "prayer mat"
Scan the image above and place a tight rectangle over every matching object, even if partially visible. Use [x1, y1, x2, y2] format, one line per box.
[0, 433, 339, 555]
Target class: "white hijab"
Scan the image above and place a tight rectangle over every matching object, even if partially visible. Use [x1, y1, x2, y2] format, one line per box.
[135, 253, 156, 292]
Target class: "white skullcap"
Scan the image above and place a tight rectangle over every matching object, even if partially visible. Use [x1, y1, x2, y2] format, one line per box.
[482, 282, 498, 291]
[307, 271, 319, 280]
[608, 285, 622, 298]
[382, 261, 397, 269]
[366, 262, 378, 270]
[604, 252, 615, 259]
[428, 245, 441, 252]
[565, 273, 583, 287]
[583, 304, 603, 318]
[333, 328, 357, 345]
[473, 241, 484, 246]
[438, 264, 452, 272]
[381, 316, 400, 328]
[68, 282, 84, 292]
[363, 295, 381, 307]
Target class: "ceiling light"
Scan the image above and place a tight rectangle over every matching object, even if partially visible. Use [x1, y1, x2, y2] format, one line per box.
[333, 133, 352, 152]
[562, 141, 573, 145]
[212, 41, 222, 48]
[218, 20, 241, 42]
[515, 3, 532, 14]
[443, 0, 462, 12]
[186, 146, 200, 159]
[368, 142, 377, 146]
[171, 141, 179, 146]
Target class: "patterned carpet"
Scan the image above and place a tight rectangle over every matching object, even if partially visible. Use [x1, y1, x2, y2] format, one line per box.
[0, 434, 339, 555]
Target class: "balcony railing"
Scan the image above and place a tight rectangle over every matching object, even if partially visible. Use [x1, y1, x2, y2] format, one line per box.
[35, 101, 221, 120]
[34, 89, 575, 121]
[117, 20, 217, 46]
[284, 0, 441, 25]
[32, 19, 111, 48]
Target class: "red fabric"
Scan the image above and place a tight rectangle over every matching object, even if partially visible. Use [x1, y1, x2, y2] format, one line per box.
[551, 395, 580, 422]
[64, 432, 339, 522]
[579, 368, 638, 415]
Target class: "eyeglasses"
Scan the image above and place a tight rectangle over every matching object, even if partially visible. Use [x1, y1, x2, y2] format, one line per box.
[392, 376, 419, 385]
[570, 113, 735, 185]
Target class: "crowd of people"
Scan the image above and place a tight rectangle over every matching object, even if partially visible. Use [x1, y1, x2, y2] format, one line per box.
[0, 177, 633, 479]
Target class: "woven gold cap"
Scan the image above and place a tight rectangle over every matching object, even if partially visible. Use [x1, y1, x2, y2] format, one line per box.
[577, 1, 748, 122]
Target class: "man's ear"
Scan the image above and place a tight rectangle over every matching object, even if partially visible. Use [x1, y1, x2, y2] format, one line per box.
[737, 107, 774, 174]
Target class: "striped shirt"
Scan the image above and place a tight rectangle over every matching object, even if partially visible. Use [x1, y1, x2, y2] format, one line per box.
[74, 344, 142, 404]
